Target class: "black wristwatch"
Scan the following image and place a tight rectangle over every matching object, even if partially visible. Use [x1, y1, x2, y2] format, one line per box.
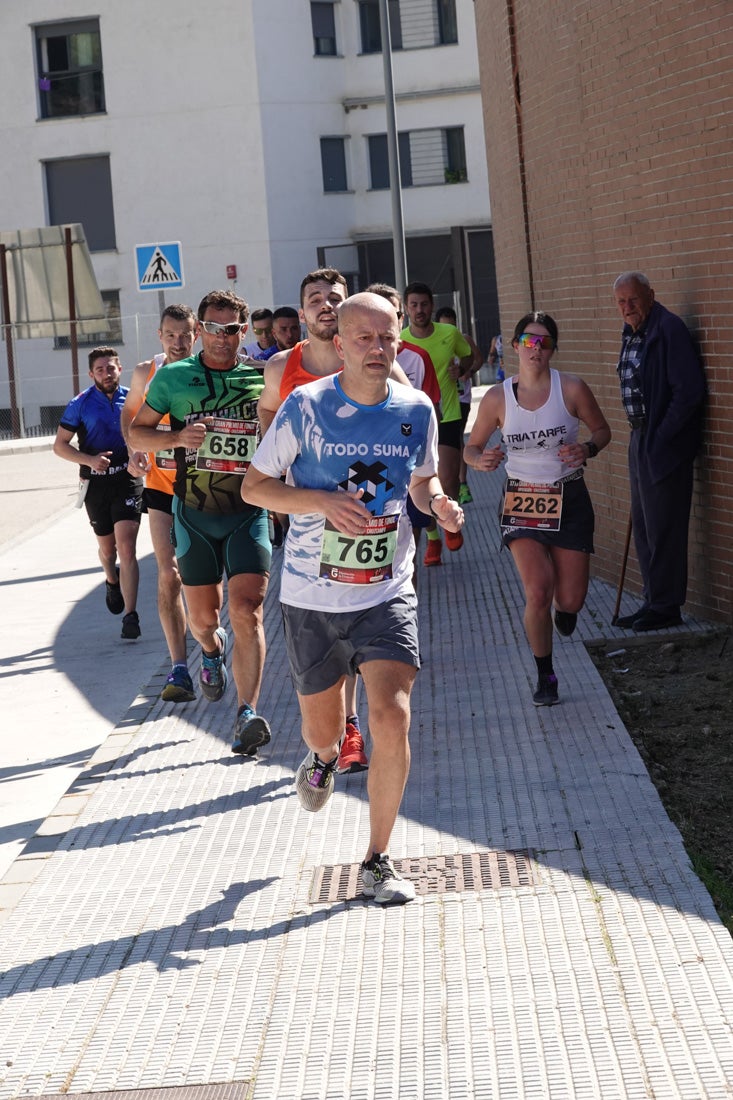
[429, 493, 452, 517]
[584, 441, 599, 459]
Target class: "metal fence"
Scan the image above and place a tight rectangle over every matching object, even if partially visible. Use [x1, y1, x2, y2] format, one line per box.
[0, 312, 162, 439]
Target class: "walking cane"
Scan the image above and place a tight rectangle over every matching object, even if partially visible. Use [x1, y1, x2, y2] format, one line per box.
[611, 512, 633, 625]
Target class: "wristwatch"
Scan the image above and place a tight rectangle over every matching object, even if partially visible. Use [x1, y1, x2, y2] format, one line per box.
[584, 441, 599, 459]
[429, 492, 451, 517]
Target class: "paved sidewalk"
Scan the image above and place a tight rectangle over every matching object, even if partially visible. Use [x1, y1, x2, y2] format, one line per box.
[0, 443, 168, 879]
[1, 435, 732, 1098]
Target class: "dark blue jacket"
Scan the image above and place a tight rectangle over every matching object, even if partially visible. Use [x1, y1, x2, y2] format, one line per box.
[621, 300, 705, 484]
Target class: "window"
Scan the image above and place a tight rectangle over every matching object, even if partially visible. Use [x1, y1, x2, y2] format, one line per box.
[35, 19, 105, 119]
[436, 0, 458, 45]
[311, 2, 337, 56]
[444, 126, 467, 183]
[359, 1, 402, 53]
[368, 127, 466, 189]
[399, 0, 458, 49]
[368, 132, 412, 190]
[320, 137, 348, 192]
[54, 290, 122, 350]
[45, 156, 116, 252]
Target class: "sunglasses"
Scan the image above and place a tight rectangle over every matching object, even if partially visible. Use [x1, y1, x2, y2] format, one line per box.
[516, 333, 555, 350]
[200, 320, 245, 336]
[253, 326, 272, 335]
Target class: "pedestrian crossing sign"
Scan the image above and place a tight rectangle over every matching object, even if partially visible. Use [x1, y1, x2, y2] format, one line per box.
[135, 242, 184, 291]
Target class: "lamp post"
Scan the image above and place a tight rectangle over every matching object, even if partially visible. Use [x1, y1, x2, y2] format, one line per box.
[379, 0, 407, 293]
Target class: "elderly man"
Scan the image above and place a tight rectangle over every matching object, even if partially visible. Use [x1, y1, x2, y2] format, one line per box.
[612, 271, 705, 632]
[243, 292, 463, 904]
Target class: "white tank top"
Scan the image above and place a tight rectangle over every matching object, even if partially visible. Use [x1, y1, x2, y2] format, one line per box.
[502, 369, 579, 483]
[145, 352, 167, 394]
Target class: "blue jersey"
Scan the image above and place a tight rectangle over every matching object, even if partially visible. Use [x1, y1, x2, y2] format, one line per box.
[251, 373, 438, 611]
[59, 384, 130, 473]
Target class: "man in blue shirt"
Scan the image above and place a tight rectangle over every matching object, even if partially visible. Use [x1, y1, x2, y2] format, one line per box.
[54, 347, 144, 639]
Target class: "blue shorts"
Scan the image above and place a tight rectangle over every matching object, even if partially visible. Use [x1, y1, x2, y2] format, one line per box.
[406, 493, 432, 530]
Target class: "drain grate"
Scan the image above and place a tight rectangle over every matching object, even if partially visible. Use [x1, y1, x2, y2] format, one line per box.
[310, 849, 536, 904]
[40, 1086, 251, 1100]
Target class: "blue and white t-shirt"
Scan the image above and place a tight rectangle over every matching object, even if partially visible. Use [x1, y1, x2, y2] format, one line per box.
[251, 373, 438, 611]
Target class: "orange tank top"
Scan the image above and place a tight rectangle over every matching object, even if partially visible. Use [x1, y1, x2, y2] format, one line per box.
[279, 342, 320, 400]
[144, 354, 175, 495]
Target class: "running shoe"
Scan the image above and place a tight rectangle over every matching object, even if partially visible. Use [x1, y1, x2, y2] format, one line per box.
[445, 528, 464, 552]
[337, 721, 368, 774]
[161, 666, 196, 702]
[200, 627, 228, 702]
[232, 705, 271, 756]
[458, 483, 473, 504]
[533, 673, 559, 706]
[361, 853, 416, 905]
[105, 567, 124, 615]
[120, 610, 141, 640]
[553, 610, 578, 637]
[423, 539, 443, 567]
[295, 750, 338, 812]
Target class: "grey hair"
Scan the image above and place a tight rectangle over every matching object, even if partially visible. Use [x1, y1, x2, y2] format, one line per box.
[613, 271, 651, 291]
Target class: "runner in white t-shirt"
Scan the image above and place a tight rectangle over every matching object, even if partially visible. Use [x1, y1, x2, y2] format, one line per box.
[243, 292, 463, 905]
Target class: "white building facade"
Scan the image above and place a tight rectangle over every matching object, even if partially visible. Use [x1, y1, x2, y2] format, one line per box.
[0, 0, 496, 436]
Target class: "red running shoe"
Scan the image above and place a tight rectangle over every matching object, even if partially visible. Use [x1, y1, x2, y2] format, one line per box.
[423, 538, 443, 567]
[337, 721, 369, 773]
[445, 529, 464, 552]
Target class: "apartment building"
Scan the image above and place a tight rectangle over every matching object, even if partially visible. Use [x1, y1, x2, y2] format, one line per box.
[0, 0, 495, 435]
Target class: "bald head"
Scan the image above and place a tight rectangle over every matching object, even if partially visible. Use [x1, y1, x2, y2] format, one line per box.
[337, 291, 400, 333]
[333, 293, 401, 396]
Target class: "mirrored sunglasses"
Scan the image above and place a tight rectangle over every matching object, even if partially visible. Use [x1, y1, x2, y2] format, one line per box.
[517, 333, 555, 350]
[200, 320, 245, 336]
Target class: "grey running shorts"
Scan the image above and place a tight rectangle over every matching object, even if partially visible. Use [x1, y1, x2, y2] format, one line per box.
[281, 591, 420, 696]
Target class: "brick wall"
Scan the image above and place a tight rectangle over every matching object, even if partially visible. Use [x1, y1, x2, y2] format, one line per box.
[473, 0, 733, 624]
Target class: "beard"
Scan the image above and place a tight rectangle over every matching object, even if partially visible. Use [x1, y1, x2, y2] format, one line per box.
[305, 320, 336, 343]
[93, 379, 118, 394]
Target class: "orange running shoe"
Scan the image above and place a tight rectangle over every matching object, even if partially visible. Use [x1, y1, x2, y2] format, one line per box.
[423, 538, 443, 567]
[445, 529, 464, 552]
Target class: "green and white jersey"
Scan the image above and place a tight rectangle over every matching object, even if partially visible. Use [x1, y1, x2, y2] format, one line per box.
[145, 353, 265, 515]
